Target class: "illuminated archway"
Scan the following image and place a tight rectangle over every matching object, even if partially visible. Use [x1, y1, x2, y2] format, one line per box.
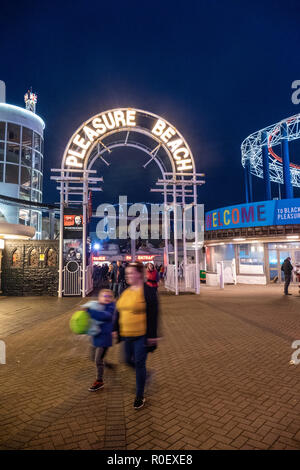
[61, 108, 195, 176]
[53, 107, 204, 298]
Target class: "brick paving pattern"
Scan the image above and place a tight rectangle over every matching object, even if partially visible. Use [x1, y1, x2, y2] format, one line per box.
[0, 284, 300, 450]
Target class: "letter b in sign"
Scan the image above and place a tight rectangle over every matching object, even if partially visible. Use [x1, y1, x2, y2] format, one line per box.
[152, 119, 166, 136]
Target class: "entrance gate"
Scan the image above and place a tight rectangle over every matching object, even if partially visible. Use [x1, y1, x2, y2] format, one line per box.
[51, 108, 205, 297]
[63, 261, 81, 296]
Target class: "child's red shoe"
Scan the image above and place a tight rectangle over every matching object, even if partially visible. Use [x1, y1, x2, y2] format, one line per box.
[88, 380, 104, 392]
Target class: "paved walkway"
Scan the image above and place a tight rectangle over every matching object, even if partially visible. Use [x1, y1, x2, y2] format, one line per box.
[0, 284, 300, 450]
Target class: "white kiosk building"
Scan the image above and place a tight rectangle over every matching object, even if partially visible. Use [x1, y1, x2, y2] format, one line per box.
[0, 81, 45, 238]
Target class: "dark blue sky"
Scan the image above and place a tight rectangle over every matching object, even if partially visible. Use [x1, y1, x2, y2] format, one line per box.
[1, 0, 300, 211]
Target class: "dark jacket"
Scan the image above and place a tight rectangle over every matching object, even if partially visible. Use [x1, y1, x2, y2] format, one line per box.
[83, 301, 115, 348]
[113, 283, 159, 345]
[281, 258, 293, 275]
[111, 264, 125, 283]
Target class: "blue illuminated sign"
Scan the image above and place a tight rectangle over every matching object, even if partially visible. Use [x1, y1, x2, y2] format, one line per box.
[205, 198, 300, 231]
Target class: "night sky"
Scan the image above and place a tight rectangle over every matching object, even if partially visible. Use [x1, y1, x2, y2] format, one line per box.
[1, 0, 300, 212]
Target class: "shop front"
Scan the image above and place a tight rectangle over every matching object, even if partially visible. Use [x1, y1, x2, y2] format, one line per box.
[206, 240, 300, 285]
[205, 199, 300, 285]
[267, 242, 300, 284]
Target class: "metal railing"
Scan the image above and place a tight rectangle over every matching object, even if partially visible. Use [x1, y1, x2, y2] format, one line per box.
[165, 264, 176, 292]
[85, 265, 93, 295]
[185, 264, 197, 291]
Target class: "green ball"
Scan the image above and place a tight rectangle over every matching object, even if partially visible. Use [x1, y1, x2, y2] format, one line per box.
[69, 310, 90, 334]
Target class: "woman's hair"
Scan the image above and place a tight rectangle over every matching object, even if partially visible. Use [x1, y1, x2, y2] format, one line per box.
[128, 262, 144, 274]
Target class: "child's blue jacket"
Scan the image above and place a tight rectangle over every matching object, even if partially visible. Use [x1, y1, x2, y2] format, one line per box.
[83, 301, 115, 347]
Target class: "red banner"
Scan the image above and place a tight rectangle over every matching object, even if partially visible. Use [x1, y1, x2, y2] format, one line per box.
[125, 255, 157, 262]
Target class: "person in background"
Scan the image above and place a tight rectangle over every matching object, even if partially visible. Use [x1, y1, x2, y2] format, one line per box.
[159, 265, 165, 281]
[108, 263, 114, 290]
[112, 260, 125, 298]
[83, 289, 115, 391]
[103, 263, 109, 282]
[145, 262, 159, 290]
[92, 265, 98, 289]
[113, 262, 159, 409]
[121, 262, 128, 292]
[281, 257, 293, 295]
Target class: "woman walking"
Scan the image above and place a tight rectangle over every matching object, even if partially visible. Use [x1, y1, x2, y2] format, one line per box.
[113, 262, 159, 409]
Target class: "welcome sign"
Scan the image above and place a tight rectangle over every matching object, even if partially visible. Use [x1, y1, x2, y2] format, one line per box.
[205, 198, 300, 230]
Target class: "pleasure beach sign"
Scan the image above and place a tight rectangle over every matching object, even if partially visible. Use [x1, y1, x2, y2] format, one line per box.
[62, 108, 195, 173]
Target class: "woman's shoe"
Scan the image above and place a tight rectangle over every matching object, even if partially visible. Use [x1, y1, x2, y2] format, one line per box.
[134, 397, 145, 409]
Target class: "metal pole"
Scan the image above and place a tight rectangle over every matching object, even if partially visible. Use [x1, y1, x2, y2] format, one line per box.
[58, 179, 64, 298]
[82, 175, 88, 298]
[244, 163, 249, 203]
[0, 249, 2, 294]
[163, 181, 169, 267]
[182, 184, 187, 289]
[131, 227, 136, 262]
[65, 180, 69, 204]
[281, 122, 293, 199]
[193, 179, 200, 294]
[248, 159, 253, 203]
[262, 131, 271, 200]
[173, 183, 179, 295]
[49, 210, 55, 240]
[219, 261, 225, 289]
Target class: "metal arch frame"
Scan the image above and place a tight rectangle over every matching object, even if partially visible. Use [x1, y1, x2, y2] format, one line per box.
[84, 127, 174, 177]
[241, 113, 300, 187]
[88, 142, 167, 176]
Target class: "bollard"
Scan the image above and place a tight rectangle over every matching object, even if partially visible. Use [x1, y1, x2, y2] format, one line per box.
[220, 261, 225, 289]
[217, 261, 225, 289]
[0, 340, 6, 365]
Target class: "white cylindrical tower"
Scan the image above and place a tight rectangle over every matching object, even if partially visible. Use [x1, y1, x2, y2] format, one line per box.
[0, 81, 6, 103]
[0, 82, 45, 239]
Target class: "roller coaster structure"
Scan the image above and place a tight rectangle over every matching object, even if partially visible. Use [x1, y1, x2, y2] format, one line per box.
[241, 113, 300, 200]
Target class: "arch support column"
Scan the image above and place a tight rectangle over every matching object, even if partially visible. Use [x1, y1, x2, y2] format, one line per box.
[245, 159, 253, 202]
[281, 122, 293, 199]
[244, 160, 250, 203]
[262, 131, 271, 200]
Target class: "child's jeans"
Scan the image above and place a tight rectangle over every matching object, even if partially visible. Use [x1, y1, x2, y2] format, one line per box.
[91, 346, 108, 381]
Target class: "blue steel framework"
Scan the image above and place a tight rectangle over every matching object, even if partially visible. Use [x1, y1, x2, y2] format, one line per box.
[241, 114, 300, 202]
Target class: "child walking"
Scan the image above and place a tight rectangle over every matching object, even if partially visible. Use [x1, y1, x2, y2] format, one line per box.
[83, 289, 115, 391]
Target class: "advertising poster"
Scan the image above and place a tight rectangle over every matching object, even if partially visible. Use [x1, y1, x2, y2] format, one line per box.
[63, 240, 82, 264]
[63, 208, 85, 239]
